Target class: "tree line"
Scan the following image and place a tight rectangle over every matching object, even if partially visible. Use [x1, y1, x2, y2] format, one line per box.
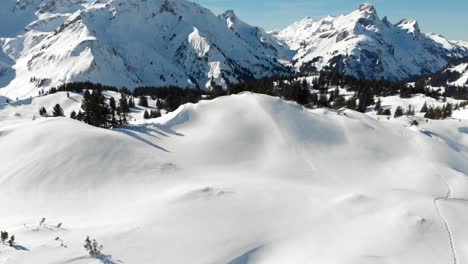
[37, 70, 468, 128]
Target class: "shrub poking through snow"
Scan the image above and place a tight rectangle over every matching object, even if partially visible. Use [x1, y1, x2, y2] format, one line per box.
[39, 106, 47, 116]
[7, 236, 15, 247]
[84, 236, 103, 257]
[1, 231, 8, 244]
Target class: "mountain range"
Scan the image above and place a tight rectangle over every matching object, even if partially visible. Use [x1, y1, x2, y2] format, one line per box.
[0, 0, 467, 99]
[273, 3, 468, 81]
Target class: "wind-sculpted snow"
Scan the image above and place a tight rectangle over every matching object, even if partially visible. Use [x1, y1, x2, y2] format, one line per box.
[274, 4, 468, 80]
[1, 93, 468, 263]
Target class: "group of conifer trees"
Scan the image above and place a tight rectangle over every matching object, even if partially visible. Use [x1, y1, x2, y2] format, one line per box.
[38, 104, 65, 117]
[34, 70, 468, 126]
[70, 90, 134, 128]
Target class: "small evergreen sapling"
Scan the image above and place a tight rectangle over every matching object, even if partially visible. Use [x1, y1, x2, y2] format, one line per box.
[138, 96, 148, 107]
[70, 110, 77, 119]
[7, 235, 14, 247]
[394, 106, 404, 118]
[84, 236, 103, 257]
[1, 231, 8, 244]
[39, 106, 47, 116]
[53, 104, 65, 117]
[420, 102, 428, 113]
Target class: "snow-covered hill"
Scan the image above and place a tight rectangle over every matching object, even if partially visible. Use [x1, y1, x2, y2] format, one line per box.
[0, 0, 287, 99]
[2, 92, 468, 263]
[274, 3, 468, 80]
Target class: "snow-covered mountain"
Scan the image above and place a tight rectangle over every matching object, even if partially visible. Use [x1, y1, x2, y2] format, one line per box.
[0, 0, 287, 99]
[274, 3, 468, 80]
[218, 9, 294, 64]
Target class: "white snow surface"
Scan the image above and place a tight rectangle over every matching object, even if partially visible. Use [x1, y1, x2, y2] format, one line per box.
[274, 4, 468, 80]
[2, 92, 468, 263]
[446, 63, 468, 87]
[0, 0, 287, 99]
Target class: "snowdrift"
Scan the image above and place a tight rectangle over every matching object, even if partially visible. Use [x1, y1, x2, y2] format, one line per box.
[1, 93, 468, 263]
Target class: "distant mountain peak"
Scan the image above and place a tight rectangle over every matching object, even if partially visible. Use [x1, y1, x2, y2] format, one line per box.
[220, 9, 239, 29]
[396, 18, 421, 35]
[221, 9, 236, 18]
[358, 3, 376, 13]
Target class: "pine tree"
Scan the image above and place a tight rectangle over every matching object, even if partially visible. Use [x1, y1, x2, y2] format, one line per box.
[295, 85, 310, 106]
[128, 97, 135, 108]
[52, 104, 64, 117]
[394, 106, 404, 118]
[405, 105, 415, 116]
[84, 236, 103, 257]
[332, 95, 346, 109]
[346, 97, 357, 110]
[143, 110, 150, 119]
[81, 89, 111, 127]
[156, 99, 162, 109]
[443, 103, 453, 118]
[76, 110, 84, 121]
[420, 102, 428, 113]
[382, 108, 391, 116]
[109, 97, 117, 127]
[118, 95, 130, 125]
[1, 231, 8, 244]
[70, 110, 77, 119]
[374, 98, 382, 112]
[317, 94, 328, 108]
[7, 235, 14, 247]
[424, 107, 435, 119]
[150, 109, 161, 118]
[39, 106, 47, 116]
[138, 96, 149, 107]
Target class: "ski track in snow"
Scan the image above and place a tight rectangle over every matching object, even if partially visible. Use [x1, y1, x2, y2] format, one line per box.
[411, 128, 458, 264]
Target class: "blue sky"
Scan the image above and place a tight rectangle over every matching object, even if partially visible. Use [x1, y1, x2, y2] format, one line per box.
[194, 0, 468, 40]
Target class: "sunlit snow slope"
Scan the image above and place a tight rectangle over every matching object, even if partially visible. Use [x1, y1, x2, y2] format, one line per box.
[1, 93, 468, 263]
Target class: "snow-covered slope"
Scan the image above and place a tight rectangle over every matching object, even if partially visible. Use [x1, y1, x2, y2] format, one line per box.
[0, 0, 286, 99]
[443, 60, 468, 87]
[445, 63, 468, 87]
[456, 40, 468, 49]
[424, 56, 468, 87]
[2, 93, 468, 263]
[274, 4, 468, 80]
